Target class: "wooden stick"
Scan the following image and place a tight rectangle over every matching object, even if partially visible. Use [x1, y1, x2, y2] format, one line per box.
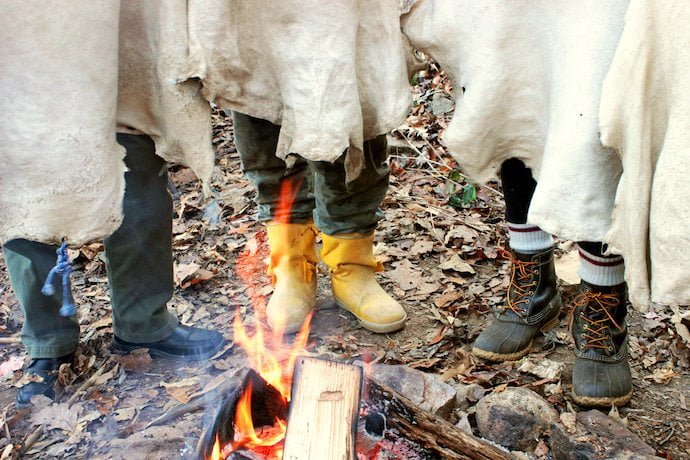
[0, 337, 21, 344]
[367, 377, 514, 460]
[67, 365, 107, 406]
[282, 357, 363, 460]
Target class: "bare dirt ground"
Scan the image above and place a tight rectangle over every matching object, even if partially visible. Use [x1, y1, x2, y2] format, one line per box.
[0, 66, 688, 459]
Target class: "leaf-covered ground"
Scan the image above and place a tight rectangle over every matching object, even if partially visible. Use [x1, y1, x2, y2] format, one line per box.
[0, 64, 688, 459]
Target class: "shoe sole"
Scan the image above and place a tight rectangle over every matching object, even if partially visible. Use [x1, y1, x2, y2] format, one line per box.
[471, 301, 562, 362]
[572, 388, 633, 407]
[111, 340, 225, 362]
[334, 298, 407, 334]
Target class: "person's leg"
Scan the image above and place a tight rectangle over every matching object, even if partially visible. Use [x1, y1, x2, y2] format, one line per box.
[231, 112, 317, 333]
[571, 241, 631, 406]
[3, 239, 77, 404]
[472, 158, 561, 360]
[231, 111, 315, 224]
[107, 133, 223, 359]
[314, 135, 407, 333]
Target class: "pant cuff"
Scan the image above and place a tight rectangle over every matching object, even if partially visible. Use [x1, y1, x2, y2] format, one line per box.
[113, 309, 179, 343]
[25, 342, 78, 359]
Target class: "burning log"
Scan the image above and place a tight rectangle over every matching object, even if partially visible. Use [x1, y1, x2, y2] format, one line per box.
[196, 368, 288, 460]
[197, 360, 513, 460]
[282, 357, 363, 459]
[365, 377, 514, 460]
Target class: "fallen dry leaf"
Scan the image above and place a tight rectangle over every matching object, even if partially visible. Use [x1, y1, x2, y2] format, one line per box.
[0, 356, 23, 379]
[518, 357, 565, 381]
[387, 259, 421, 291]
[160, 377, 201, 403]
[30, 402, 83, 433]
[112, 349, 152, 373]
[645, 366, 679, 384]
[438, 254, 476, 275]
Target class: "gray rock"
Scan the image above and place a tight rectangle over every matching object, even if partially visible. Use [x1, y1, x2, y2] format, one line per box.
[454, 382, 486, 411]
[369, 363, 456, 419]
[454, 410, 472, 434]
[475, 387, 558, 451]
[430, 92, 455, 116]
[550, 410, 659, 460]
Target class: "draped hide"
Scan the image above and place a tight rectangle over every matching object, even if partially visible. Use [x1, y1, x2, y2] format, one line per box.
[0, 1, 214, 246]
[600, 1, 690, 309]
[0, 1, 125, 246]
[401, 0, 629, 243]
[183, 0, 411, 180]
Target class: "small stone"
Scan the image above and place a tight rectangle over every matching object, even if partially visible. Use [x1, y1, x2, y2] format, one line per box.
[454, 410, 472, 434]
[475, 387, 558, 451]
[454, 382, 486, 410]
[369, 363, 456, 419]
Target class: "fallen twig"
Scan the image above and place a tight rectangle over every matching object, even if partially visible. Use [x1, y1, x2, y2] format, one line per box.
[67, 365, 107, 406]
[0, 337, 21, 344]
[146, 368, 245, 428]
[21, 426, 43, 455]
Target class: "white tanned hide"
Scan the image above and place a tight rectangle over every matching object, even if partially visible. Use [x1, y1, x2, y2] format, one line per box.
[600, 1, 690, 309]
[0, 1, 125, 245]
[183, 0, 411, 180]
[0, 1, 214, 245]
[402, 0, 629, 243]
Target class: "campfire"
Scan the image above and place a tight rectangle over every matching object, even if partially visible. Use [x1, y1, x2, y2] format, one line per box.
[199, 313, 312, 459]
[196, 178, 512, 460]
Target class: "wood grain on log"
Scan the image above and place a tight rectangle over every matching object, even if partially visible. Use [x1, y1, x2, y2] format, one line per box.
[282, 357, 363, 460]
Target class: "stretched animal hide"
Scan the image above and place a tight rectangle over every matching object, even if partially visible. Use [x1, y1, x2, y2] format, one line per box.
[401, 0, 628, 243]
[183, 0, 411, 181]
[600, 1, 690, 309]
[0, 1, 214, 245]
[0, 1, 125, 246]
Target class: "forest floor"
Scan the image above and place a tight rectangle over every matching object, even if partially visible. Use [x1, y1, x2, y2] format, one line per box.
[0, 65, 688, 459]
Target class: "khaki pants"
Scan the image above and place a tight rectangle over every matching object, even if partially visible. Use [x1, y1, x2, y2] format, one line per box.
[3, 134, 178, 358]
[232, 112, 390, 235]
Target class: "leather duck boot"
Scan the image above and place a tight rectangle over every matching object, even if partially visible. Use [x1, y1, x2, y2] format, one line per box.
[321, 232, 407, 333]
[16, 353, 74, 406]
[265, 222, 318, 333]
[473, 248, 562, 361]
[571, 281, 632, 407]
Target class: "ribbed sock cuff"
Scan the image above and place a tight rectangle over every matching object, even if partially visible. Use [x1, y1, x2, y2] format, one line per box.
[507, 223, 554, 253]
[578, 246, 625, 286]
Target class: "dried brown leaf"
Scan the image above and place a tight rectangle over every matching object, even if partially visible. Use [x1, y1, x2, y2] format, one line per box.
[112, 349, 152, 373]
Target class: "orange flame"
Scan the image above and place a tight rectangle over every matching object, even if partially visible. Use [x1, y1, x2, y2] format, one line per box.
[209, 176, 311, 459]
[210, 435, 222, 460]
[274, 177, 303, 225]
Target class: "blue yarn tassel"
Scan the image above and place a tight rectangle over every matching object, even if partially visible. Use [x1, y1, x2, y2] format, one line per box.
[41, 242, 76, 317]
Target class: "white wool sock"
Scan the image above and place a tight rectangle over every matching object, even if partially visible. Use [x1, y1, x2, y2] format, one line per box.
[578, 246, 625, 286]
[507, 222, 554, 253]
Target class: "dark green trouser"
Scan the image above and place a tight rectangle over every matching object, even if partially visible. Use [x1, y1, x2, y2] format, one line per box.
[231, 112, 390, 235]
[2, 134, 178, 358]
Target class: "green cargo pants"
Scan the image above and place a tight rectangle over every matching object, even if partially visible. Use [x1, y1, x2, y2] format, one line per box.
[2, 134, 178, 358]
[231, 112, 390, 235]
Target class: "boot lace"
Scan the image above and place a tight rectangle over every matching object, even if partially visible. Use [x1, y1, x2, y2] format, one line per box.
[573, 291, 621, 351]
[498, 248, 538, 316]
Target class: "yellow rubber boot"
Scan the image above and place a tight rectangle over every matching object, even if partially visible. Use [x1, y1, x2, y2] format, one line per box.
[266, 222, 318, 333]
[321, 232, 407, 333]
